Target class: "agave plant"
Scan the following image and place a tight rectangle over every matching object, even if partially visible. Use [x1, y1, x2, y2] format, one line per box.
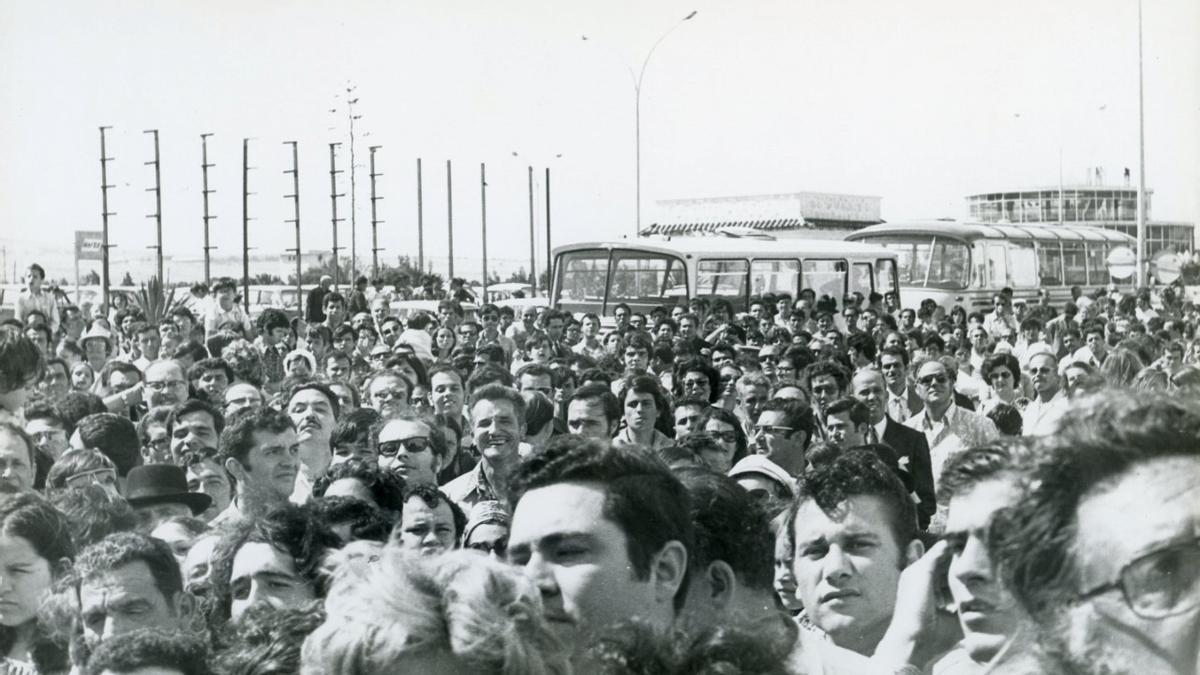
[133, 276, 182, 324]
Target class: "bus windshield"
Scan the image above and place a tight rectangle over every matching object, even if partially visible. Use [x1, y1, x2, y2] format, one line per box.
[855, 235, 970, 290]
[555, 248, 686, 313]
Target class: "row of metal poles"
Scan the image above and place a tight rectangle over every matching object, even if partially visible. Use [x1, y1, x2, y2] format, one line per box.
[97, 128, 553, 312]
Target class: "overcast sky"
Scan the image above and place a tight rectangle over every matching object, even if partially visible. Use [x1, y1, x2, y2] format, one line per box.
[1, 0, 1196, 282]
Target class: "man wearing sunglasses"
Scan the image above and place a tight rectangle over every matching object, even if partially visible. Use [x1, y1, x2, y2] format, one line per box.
[991, 392, 1200, 675]
[376, 414, 445, 486]
[903, 360, 998, 488]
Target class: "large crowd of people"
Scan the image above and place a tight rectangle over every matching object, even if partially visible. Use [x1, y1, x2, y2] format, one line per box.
[0, 261, 1197, 674]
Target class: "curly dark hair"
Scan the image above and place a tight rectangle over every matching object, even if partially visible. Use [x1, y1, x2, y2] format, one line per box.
[587, 618, 796, 675]
[208, 504, 342, 622]
[310, 459, 406, 515]
[397, 483, 467, 541]
[309, 495, 392, 543]
[0, 330, 45, 398]
[84, 629, 212, 675]
[214, 601, 325, 675]
[786, 448, 917, 561]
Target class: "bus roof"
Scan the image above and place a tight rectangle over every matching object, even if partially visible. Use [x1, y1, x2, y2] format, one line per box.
[846, 220, 1136, 244]
[554, 236, 895, 259]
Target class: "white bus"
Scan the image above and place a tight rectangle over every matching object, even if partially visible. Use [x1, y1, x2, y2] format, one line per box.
[845, 220, 1137, 310]
[550, 235, 899, 319]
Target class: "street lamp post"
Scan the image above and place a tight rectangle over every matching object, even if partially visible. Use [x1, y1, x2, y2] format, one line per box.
[586, 10, 697, 237]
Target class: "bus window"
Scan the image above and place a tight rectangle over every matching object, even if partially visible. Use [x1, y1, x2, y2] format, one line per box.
[558, 249, 610, 303]
[1085, 243, 1108, 286]
[1037, 242, 1063, 286]
[697, 259, 749, 311]
[1009, 240, 1039, 288]
[850, 262, 873, 298]
[875, 258, 898, 297]
[1062, 241, 1087, 285]
[978, 244, 1007, 289]
[750, 259, 800, 297]
[610, 252, 687, 311]
[858, 235, 969, 290]
[802, 259, 847, 303]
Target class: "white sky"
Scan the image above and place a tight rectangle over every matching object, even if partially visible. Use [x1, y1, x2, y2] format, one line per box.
[1, 0, 1197, 283]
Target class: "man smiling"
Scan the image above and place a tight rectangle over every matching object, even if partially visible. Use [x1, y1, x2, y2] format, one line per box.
[443, 384, 526, 512]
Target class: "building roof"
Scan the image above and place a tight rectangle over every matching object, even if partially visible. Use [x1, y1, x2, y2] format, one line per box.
[555, 236, 894, 259]
[640, 217, 880, 237]
[966, 185, 1153, 196]
[848, 220, 1137, 244]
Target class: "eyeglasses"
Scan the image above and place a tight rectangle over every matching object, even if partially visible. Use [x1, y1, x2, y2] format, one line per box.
[378, 437, 432, 457]
[1077, 536, 1200, 619]
[708, 430, 739, 443]
[146, 380, 185, 391]
[811, 384, 839, 395]
[753, 425, 794, 437]
[917, 374, 949, 387]
[64, 467, 117, 489]
[372, 388, 409, 402]
[466, 537, 508, 556]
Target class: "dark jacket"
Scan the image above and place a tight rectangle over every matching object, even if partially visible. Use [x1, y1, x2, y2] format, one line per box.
[882, 416, 936, 530]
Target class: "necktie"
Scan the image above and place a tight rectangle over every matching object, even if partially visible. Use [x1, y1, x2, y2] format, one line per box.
[867, 425, 879, 446]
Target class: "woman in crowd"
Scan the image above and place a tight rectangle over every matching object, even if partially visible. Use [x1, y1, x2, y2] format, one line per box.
[0, 494, 75, 673]
[433, 325, 459, 360]
[0, 332, 45, 426]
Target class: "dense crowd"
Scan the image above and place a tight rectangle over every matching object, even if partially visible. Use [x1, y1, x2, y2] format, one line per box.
[0, 261, 1197, 674]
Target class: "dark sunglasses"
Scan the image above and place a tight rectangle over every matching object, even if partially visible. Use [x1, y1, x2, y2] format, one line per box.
[377, 437, 432, 457]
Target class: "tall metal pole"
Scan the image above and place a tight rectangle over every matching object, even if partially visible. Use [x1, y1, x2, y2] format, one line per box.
[99, 127, 116, 310]
[200, 133, 216, 286]
[241, 139, 252, 313]
[1135, 0, 1146, 288]
[144, 130, 164, 282]
[528, 165, 537, 297]
[480, 162, 489, 303]
[369, 146, 383, 281]
[328, 143, 345, 289]
[545, 167, 552, 292]
[417, 158, 425, 272]
[284, 141, 302, 314]
[631, 10, 697, 236]
[347, 87, 360, 283]
[446, 160, 454, 281]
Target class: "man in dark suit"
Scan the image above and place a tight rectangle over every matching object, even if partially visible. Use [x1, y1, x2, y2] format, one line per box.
[851, 368, 936, 529]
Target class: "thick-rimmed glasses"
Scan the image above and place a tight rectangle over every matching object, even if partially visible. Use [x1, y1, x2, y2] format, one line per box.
[1077, 535, 1200, 619]
[378, 437, 431, 457]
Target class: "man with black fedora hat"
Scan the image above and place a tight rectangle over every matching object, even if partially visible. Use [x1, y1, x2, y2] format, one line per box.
[124, 464, 212, 531]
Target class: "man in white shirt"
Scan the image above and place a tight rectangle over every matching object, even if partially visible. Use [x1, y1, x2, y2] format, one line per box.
[1022, 352, 1068, 437]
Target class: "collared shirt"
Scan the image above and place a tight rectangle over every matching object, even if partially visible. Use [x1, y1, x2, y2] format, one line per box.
[904, 404, 999, 488]
[210, 497, 246, 527]
[611, 426, 672, 451]
[790, 611, 877, 674]
[983, 311, 1017, 340]
[1022, 389, 1069, 437]
[572, 338, 607, 360]
[887, 387, 915, 422]
[17, 288, 60, 333]
[442, 460, 500, 513]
